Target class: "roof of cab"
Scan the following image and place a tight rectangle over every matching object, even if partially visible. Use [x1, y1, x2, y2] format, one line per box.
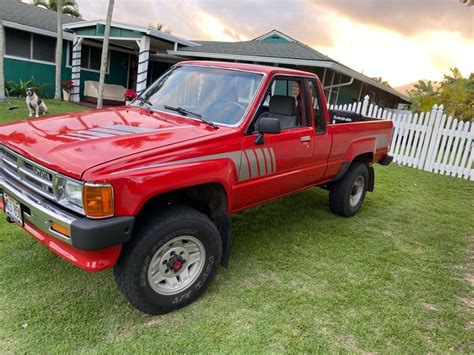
[178, 61, 318, 78]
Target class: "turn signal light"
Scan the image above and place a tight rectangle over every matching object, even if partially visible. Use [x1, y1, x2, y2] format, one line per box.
[51, 221, 71, 237]
[83, 184, 114, 218]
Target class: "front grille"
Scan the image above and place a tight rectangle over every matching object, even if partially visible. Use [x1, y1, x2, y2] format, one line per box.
[0, 145, 56, 200]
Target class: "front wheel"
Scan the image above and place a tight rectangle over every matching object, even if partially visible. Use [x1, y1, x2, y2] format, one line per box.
[329, 162, 369, 217]
[114, 206, 222, 315]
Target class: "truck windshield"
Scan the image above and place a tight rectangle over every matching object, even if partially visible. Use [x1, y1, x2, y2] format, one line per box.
[138, 66, 264, 126]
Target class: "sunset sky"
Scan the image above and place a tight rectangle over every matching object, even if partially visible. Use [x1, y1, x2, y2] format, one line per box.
[73, 0, 473, 87]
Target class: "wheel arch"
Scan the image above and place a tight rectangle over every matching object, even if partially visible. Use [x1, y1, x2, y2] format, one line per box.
[135, 182, 232, 267]
[332, 152, 375, 191]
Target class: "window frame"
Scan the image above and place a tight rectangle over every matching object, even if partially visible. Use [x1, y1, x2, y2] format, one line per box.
[66, 42, 111, 74]
[306, 79, 327, 135]
[4, 27, 56, 66]
[246, 74, 311, 135]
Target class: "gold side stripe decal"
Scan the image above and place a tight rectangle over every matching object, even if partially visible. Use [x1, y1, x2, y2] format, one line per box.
[111, 148, 277, 182]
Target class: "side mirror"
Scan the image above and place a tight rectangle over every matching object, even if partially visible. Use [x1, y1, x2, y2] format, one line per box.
[255, 117, 281, 145]
[258, 117, 281, 134]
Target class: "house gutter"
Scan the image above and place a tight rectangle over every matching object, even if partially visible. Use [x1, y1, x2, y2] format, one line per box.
[324, 77, 354, 90]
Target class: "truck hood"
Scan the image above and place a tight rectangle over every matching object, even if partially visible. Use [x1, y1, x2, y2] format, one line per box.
[0, 107, 216, 179]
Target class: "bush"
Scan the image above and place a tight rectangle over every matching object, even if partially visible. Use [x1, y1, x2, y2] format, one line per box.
[408, 68, 473, 122]
[5, 78, 52, 98]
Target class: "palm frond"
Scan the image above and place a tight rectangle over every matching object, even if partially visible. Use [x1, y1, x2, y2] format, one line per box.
[32, 0, 51, 9]
[62, 6, 81, 17]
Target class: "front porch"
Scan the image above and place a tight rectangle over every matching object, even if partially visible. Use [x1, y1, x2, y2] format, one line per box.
[62, 21, 197, 103]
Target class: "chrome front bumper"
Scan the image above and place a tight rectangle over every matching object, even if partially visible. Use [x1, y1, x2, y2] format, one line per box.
[0, 171, 134, 250]
[0, 170, 76, 244]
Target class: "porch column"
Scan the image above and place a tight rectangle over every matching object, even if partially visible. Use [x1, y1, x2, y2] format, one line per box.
[136, 36, 150, 95]
[70, 35, 83, 103]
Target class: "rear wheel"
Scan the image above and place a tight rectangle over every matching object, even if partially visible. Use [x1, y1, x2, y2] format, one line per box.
[329, 162, 369, 217]
[114, 206, 222, 315]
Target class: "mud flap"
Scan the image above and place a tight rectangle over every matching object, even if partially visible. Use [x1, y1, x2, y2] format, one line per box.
[368, 166, 375, 192]
[213, 214, 232, 268]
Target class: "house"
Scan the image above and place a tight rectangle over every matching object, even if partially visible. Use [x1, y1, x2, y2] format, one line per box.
[170, 30, 410, 108]
[0, 0, 409, 107]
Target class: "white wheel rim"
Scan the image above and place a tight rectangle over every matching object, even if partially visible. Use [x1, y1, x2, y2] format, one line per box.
[147, 235, 206, 296]
[349, 175, 365, 208]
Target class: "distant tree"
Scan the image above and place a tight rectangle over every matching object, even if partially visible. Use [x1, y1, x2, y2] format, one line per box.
[459, 0, 473, 6]
[97, 0, 114, 109]
[408, 68, 473, 121]
[149, 22, 172, 34]
[54, 0, 63, 100]
[408, 80, 439, 112]
[32, 0, 81, 17]
[371, 77, 392, 88]
[438, 69, 474, 121]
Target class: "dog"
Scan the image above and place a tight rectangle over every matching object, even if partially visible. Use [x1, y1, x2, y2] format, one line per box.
[25, 88, 48, 118]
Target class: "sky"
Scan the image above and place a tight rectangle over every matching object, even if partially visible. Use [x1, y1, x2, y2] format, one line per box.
[71, 0, 473, 87]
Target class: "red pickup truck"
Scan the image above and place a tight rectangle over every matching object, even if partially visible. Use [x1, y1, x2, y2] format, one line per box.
[0, 61, 393, 314]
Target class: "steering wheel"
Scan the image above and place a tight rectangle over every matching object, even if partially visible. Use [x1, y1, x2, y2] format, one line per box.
[220, 102, 246, 123]
[222, 101, 245, 112]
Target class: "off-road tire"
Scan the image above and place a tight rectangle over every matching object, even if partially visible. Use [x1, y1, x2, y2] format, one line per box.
[329, 162, 369, 217]
[113, 205, 222, 315]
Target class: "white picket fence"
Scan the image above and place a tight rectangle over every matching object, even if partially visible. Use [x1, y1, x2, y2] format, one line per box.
[329, 96, 474, 180]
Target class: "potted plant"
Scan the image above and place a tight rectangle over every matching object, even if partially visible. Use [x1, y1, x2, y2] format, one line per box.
[62, 80, 73, 101]
[124, 89, 137, 105]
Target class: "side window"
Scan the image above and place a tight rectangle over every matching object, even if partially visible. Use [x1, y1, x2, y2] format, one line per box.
[252, 77, 308, 132]
[308, 80, 326, 134]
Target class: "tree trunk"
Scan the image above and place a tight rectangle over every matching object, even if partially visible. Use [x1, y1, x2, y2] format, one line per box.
[97, 0, 114, 109]
[0, 21, 5, 99]
[54, 0, 63, 100]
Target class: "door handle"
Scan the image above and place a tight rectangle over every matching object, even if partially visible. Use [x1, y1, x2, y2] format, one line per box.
[300, 136, 311, 143]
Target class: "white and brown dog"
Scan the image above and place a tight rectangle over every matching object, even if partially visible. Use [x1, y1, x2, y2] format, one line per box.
[26, 88, 48, 118]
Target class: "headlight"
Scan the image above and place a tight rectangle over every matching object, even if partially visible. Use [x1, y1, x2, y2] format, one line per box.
[55, 179, 114, 218]
[64, 179, 83, 207]
[55, 176, 84, 214]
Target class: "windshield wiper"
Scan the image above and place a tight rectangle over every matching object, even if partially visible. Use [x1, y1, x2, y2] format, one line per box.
[164, 105, 218, 129]
[133, 96, 153, 107]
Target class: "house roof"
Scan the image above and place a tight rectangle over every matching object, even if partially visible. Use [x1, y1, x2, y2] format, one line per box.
[185, 40, 333, 62]
[252, 29, 298, 42]
[0, 0, 83, 33]
[63, 20, 199, 47]
[171, 31, 410, 102]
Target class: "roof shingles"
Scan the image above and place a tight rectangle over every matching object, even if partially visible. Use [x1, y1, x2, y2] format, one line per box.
[0, 0, 82, 33]
[186, 40, 332, 62]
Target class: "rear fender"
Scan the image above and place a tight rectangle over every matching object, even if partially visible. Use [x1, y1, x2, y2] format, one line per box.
[343, 137, 376, 163]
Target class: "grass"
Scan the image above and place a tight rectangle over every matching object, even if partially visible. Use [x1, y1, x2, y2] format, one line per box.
[0, 104, 473, 353]
[0, 98, 88, 125]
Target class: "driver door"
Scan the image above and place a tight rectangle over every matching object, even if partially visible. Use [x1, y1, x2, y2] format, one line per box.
[235, 77, 316, 210]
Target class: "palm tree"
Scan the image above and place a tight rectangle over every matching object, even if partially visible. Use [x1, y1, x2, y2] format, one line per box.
[150, 22, 172, 34]
[32, 0, 81, 17]
[460, 0, 473, 6]
[97, 0, 114, 109]
[0, 21, 5, 99]
[54, 0, 63, 100]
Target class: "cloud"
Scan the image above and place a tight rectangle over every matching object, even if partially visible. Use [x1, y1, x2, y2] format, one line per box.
[307, 0, 474, 39]
[72, 0, 473, 86]
[196, 0, 334, 46]
[317, 16, 474, 86]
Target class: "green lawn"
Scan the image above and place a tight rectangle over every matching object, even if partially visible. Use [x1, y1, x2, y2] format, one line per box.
[0, 104, 473, 352]
[0, 98, 88, 125]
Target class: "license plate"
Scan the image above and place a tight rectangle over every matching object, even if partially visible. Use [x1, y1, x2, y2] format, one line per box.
[3, 193, 23, 227]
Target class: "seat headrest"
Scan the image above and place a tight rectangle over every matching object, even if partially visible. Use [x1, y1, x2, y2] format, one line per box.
[269, 95, 296, 116]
